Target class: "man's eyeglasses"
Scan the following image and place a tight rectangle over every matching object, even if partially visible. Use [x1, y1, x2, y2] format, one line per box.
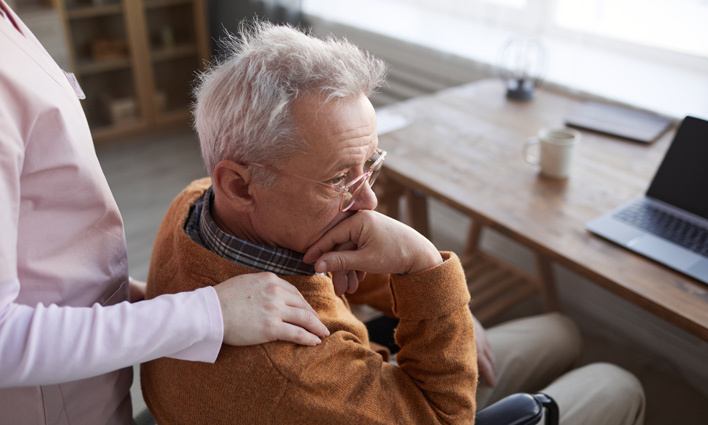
[244, 148, 387, 212]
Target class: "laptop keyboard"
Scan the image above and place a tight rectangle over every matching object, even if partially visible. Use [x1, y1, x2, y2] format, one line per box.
[615, 201, 708, 256]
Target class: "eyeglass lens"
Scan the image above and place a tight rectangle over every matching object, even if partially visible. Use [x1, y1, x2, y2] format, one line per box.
[340, 151, 385, 211]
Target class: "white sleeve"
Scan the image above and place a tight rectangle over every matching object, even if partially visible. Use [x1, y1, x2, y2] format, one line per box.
[0, 88, 223, 386]
[0, 17, 222, 389]
[0, 281, 224, 388]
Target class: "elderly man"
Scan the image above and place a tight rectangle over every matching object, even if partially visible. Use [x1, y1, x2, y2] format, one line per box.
[142, 22, 645, 424]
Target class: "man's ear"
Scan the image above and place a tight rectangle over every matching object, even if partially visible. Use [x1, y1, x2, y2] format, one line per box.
[212, 160, 255, 211]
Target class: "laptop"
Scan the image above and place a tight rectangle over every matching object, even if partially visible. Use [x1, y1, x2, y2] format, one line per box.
[585, 116, 708, 284]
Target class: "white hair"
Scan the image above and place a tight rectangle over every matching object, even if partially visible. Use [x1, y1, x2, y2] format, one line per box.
[193, 21, 388, 179]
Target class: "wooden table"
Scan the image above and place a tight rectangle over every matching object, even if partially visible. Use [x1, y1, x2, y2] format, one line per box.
[375, 78, 708, 341]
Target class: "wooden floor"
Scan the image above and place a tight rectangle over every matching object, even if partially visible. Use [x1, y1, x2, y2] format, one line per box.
[97, 128, 207, 282]
[96, 128, 708, 424]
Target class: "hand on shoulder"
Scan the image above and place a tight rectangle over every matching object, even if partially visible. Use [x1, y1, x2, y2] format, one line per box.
[214, 272, 330, 347]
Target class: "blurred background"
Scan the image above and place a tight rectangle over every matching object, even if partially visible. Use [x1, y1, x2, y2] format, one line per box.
[9, 0, 708, 423]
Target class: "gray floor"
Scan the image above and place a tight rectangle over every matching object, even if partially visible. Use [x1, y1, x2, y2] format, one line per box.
[96, 128, 708, 424]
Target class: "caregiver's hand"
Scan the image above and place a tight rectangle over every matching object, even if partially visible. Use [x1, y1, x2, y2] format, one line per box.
[214, 272, 330, 346]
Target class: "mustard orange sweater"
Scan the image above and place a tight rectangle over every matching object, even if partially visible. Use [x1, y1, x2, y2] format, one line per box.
[141, 178, 478, 424]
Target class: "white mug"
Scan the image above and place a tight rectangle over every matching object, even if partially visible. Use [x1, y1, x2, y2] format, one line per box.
[522, 127, 581, 179]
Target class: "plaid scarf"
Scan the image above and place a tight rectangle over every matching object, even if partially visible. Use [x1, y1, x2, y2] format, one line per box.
[185, 186, 316, 276]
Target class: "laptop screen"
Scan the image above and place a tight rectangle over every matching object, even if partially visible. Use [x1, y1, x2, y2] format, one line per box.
[646, 116, 708, 220]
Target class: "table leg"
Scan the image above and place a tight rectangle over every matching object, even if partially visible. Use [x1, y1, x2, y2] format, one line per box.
[374, 171, 404, 219]
[534, 254, 561, 312]
[463, 219, 484, 258]
[463, 220, 549, 324]
[405, 189, 430, 239]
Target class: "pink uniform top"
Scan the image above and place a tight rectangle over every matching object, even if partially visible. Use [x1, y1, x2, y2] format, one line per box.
[0, 2, 223, 423]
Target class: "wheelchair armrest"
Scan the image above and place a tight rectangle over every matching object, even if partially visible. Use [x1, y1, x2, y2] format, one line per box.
[475, 393, 558, 425]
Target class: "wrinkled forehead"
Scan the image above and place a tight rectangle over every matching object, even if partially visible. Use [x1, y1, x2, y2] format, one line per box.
[292, 93, 375, 137]
[288, 93, 378, 170]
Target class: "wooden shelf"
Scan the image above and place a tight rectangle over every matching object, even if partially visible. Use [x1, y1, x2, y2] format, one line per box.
[90, 119, 149, 140]
[155, 107, 191, 125]
[76, 57, 131, 75]
[66, 3, 122, 19]
[14, 4, 54, 14]
[151, 43, 197, 62]
[144, 0, 191, 9]
[57, 0, 208, 142]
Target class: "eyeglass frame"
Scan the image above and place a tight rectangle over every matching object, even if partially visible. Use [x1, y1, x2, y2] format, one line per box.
[242, 148, 387, 212]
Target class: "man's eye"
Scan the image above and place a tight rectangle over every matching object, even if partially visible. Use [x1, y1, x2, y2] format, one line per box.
[330, 175, 346, 186]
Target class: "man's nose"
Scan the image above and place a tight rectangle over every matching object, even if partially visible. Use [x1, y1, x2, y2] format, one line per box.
[350, 183, 378, 211]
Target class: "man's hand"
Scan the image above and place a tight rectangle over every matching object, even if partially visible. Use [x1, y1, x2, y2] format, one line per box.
[329, 241, 366, 296]
[213, 272, 330, 346]
[329, 269, 367, 296]
[474, 315, 497, 387]
[304, 210, 443, 285]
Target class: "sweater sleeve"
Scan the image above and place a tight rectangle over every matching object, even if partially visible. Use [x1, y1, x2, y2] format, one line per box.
[345, 272, 395, 316]
[279, 252, 478, 424]
[141, 250, 476, 424]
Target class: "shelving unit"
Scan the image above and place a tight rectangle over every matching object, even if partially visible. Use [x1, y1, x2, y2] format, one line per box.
[141, 0, 209, 126]
[65, 2, 122, 18]
[53, 0, 209, 142]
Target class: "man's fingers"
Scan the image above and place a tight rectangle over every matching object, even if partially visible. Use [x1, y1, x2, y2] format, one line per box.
[314, 249, 366, 274]
[330, 269, 363, 295]
[331, 270, 350, 296]
[303, 233, 345, 263]
[346, 270, 359, 294]
[281, 306, 330, 339]
[303, 218, 359, 264]
[356, 271, 366, 282]
[307, 210, 441, 276]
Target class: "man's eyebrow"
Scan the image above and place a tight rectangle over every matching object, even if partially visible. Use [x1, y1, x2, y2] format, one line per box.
[333, 161, 359, 173]
[331, 149, 376, 174]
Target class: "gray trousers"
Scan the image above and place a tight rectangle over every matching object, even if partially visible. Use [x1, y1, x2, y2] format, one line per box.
[476, 313, 646, 425]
